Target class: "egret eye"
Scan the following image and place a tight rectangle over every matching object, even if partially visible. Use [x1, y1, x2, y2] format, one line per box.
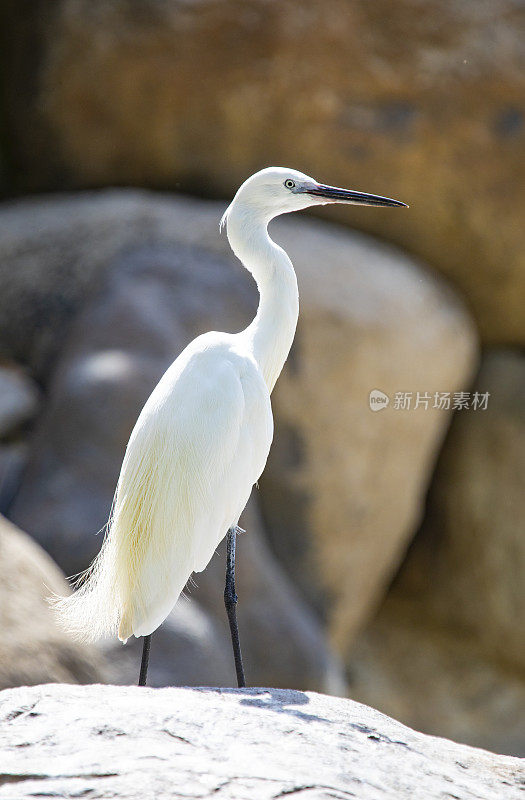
[284, 179, 296, 189]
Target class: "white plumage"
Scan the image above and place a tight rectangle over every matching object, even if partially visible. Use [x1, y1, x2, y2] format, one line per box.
[53, 167, 406, 646]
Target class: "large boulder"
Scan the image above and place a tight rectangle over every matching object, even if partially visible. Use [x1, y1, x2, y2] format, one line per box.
[258, 220, 477, 649]
[348, 598, 525, 758]
[0, 192, 229, 377]
[392, 349, 525, 671]
[347, 349, 525, 756]
[2, 0, 524, 342]
[0, 684, 522, 800]
[3, 191, 476, 669]
[0, 514, 104, 689]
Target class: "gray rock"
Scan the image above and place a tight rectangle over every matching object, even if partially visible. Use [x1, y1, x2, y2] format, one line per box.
[0, 514, 105, 690]
[9, 241, 255, 572]
[0, 192, 244, 377]
[0, 683, 522, 800]
[102, 599, 235, 689]
[99, 501, 346, 695]
[0, 365, 40, 438]
[0, 443, 27, 515]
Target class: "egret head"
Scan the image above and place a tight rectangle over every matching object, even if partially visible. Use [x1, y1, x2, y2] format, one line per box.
[221, 166, 407, 229]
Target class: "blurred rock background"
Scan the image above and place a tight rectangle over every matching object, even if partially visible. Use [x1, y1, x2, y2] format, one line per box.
[0, 0, 523, 758]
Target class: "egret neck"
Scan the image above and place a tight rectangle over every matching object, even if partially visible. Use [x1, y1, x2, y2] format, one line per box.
[225, 204, 299, 393]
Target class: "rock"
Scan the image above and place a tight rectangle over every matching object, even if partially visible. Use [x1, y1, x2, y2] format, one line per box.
[348, 598, 525, 758]
[0, 443, 27, 515]
[8, 238, 256, 569]
[347, 349, 525, 756]
[0, 365, 38, 516]
[193, 500, 346, 695]
[0, 514, 105, 689]
[0, 192, 226, 377]
[260, 220, 477, 649]
[3, 0, 524, 342]
[0, 684, 522, 800]
[0, 191, 257, 378]
[102, 500, 345, 694]
[0, 364, 40, 437]
[102, 599, 235, 690]
[394, 349, 525, 670]
[3, 192, 477, 659]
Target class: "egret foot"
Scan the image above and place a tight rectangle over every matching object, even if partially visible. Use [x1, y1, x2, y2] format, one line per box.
[138, 633, 152, 686]
[224, 526, 246, 688]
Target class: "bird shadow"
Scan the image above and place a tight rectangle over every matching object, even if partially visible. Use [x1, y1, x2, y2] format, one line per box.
[194, 686, 329, 724]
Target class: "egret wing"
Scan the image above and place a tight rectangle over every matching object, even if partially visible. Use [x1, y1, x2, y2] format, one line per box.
[113, 343, 252, 637]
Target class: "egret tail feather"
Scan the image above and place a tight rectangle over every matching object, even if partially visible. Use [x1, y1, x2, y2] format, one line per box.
[50, 534, 122, 643]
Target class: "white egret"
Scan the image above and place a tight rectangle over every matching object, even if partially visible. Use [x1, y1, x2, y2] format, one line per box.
[53, 167, 407, 687]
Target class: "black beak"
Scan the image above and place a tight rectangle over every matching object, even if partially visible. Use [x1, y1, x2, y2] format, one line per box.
[307, 183, 408, 208]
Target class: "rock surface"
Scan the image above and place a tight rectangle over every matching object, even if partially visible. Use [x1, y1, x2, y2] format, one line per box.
[2, 191, 477, 659]
[0, 515, 104, 690]
[3, 0, 524, 341]
[0, 684, 522, 800]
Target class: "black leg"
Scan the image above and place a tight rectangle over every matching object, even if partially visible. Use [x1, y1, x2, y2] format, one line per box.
[224, 526, 246, 688]
[138, 634, 152, 686]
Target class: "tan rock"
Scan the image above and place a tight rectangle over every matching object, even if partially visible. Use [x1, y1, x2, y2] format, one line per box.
[198, 499, 347, 695]
[388, 349, 525, 670]
[348, 597, 525, 757]
[0, 514, 104, 689]
[260, 219, 478, 652]
[348, 349, 525, 756]
[4, 0, 525, 341]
